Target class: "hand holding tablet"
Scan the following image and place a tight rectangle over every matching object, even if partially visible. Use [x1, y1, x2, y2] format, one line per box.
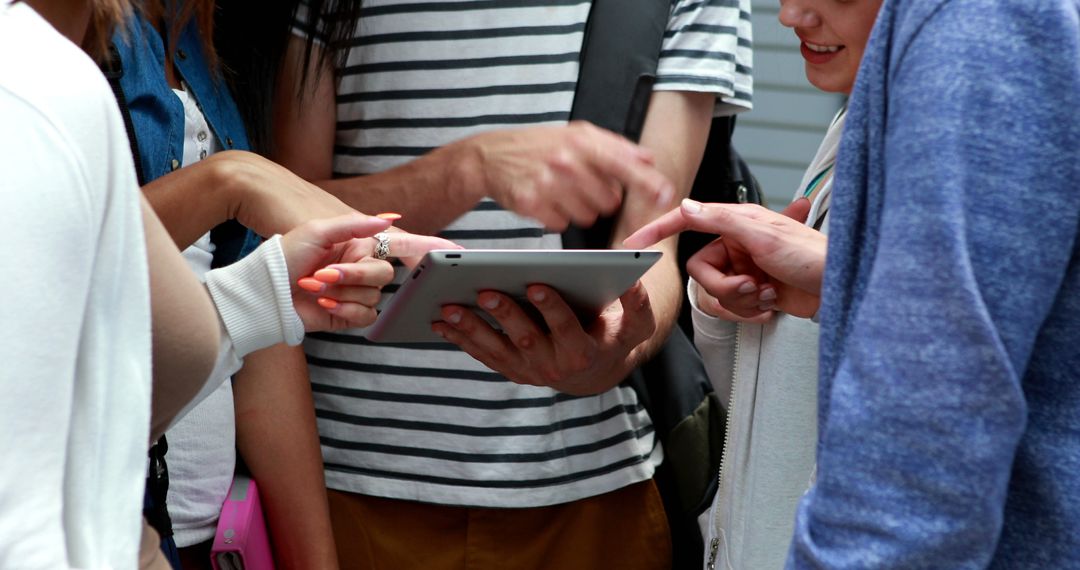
[365, 249, 661, 343]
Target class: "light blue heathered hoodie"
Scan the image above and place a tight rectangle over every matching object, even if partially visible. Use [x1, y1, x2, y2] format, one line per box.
[787, 0, 1080, 567]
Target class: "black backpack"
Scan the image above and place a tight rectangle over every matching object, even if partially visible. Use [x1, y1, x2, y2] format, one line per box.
[564, 1, 761, 567]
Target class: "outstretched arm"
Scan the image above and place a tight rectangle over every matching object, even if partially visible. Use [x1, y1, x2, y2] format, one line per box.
[272, 37, 672, 236]
[141, 150, 356, 249]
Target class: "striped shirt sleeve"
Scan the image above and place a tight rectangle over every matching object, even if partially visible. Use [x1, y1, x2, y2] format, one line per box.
[657, 0, 753, 115]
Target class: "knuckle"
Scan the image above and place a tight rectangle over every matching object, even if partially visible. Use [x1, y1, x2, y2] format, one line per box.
[549, 148, 577, 171]
[541, 366, 563, 384]
[514, 333, 537, 350]
[489, 302, 514, 321]
[370, 262, 395, 284]
[564, 129, 592, 151]
[360, 288, 382, 307]
[575, 210, 599, 227]
[484, 350, 509, 368]
[440, 326, 463, 344]
[512, 191, 538, 214]
[347, 306, 378, 328]
[548, 215, 570, 232]
[551, 317, 577, 337]
[601, 188, 622, 212]
[566, 350, 594, 374]
[452, 315, 475, 333]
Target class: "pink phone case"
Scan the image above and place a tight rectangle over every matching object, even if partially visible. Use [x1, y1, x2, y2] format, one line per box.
[211, 475, 275, 570]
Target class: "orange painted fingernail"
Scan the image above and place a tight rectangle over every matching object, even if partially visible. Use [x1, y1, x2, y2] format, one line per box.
[314, 268, 342, 283]
[297, 277, 324, 293]
[376, 212, 402, 221]
[318, 297, 339, 310]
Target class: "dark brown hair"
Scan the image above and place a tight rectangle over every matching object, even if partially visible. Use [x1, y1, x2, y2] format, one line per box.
[214, 0, 363, 154]
[82, 0, 132, 62]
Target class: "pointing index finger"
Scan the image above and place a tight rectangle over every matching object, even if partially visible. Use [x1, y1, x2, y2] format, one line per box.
[621, 206, 688, 248]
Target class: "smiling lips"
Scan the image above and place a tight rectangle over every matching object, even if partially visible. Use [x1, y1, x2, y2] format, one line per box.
[800, 41, 845, 64]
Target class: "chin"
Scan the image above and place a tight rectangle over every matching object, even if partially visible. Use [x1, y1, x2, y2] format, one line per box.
[805, 69, 852, 94]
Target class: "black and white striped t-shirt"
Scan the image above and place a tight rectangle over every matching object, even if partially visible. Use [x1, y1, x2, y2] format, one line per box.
[304, 0, 753, 508]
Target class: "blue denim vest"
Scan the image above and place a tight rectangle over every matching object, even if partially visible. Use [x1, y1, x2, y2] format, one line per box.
[111, 14, 259, 266]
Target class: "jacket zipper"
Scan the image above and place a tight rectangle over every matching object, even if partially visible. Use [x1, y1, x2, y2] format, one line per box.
[708, 322, 742, 570]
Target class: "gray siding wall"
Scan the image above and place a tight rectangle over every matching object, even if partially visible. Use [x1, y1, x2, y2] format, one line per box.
[733, 1, 845, 207]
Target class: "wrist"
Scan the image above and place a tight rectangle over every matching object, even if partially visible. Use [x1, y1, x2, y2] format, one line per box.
[207, 150, 253, 221]
[440, 136, 486, 204]
[204, 234, 304, 357]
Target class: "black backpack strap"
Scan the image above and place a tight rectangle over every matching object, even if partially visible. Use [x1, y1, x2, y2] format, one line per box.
[569, 0, 669, 141]
[564, 4, 731, 568]
[100, 43, 147, 187]
[144, 435, 174, 539]
[101, 45, 174, 543]
[564, 0, 672, 250]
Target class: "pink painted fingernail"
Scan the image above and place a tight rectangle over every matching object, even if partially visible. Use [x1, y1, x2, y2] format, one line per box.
[314, 268, 342, 283]
[318, 298, 339, 310]
[298, 277, 325, 293]
[737, 282, 757, 294]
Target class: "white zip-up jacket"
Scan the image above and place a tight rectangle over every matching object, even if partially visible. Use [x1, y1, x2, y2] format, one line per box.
[692, 111, 845, 570]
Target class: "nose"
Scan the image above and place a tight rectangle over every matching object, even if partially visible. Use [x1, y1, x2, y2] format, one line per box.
[778, 1, 821, 29]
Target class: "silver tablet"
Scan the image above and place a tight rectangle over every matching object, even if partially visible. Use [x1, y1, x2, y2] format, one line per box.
[365, 249, 662, 343]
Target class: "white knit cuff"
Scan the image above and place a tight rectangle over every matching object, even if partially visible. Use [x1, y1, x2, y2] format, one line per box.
[687, 277, 738, 340]
[204, 234, 304, 358]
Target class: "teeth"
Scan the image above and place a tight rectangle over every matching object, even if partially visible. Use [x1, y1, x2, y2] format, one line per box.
[805, 42, 841, 53]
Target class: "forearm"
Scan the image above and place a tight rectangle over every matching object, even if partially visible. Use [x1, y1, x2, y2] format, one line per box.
[234, 344, 337, 570]
[141, 152, 239, 250]
[310, 141, 482, 235]
[615, 90, 714, 361]
[273, 36, 478, 236]
[156, 235, 306, 437]
[143, 197, 221, 441]
[630, 250, 682, 367]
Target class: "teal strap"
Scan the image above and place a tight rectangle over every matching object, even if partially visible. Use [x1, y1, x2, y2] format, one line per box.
[803, 163, 835, 198]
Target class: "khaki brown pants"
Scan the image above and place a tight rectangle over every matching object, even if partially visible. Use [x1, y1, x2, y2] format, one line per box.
[328, 479, 672, 570]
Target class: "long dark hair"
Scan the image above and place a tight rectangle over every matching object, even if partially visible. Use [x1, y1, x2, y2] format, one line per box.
[81, 0, 133, 62]
[214, 0, 362, 154]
